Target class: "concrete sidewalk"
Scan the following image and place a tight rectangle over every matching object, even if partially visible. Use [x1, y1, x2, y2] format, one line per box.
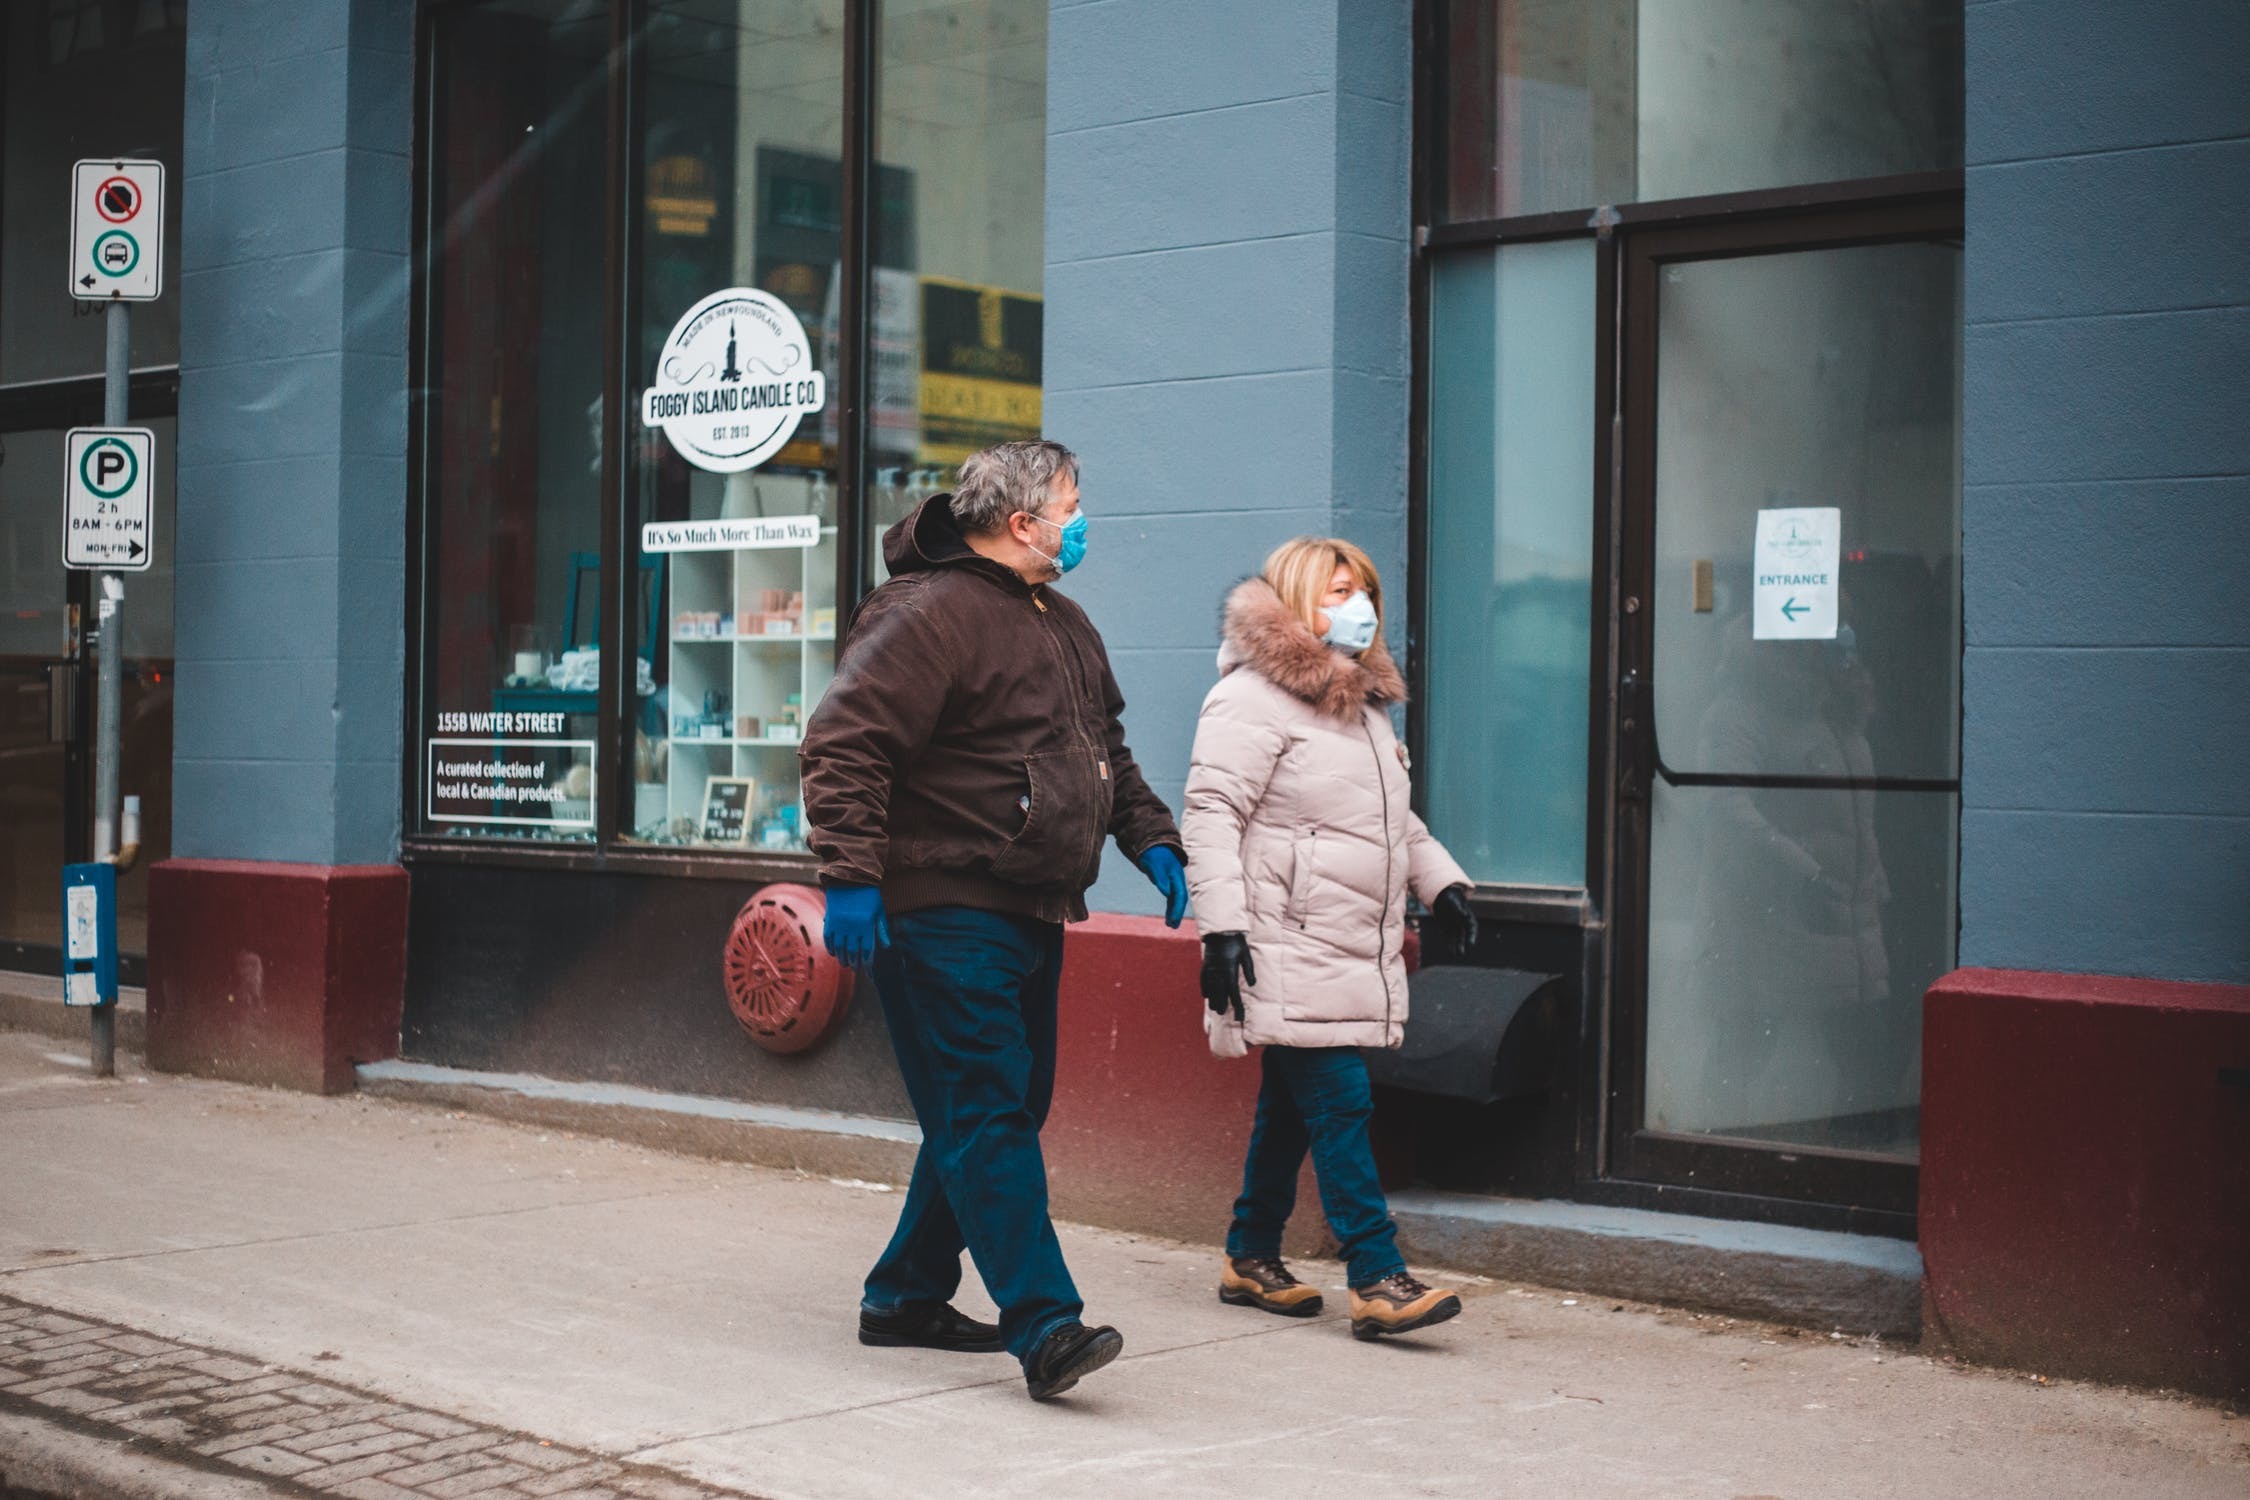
[0, 1029, 2240, 1499]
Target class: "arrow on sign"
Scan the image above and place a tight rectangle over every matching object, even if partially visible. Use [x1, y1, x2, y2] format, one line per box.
[79, 275, 96, 289]
[1781, 597, 1809, 622]
[128, 539, 145, 561]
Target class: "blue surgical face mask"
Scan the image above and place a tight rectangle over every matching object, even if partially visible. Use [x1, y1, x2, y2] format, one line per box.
[1026, 510, 1088, 574]
[1322, 590, 1379, 654]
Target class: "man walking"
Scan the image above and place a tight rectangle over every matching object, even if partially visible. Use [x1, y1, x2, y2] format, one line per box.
[800, 440, 1189, 1402]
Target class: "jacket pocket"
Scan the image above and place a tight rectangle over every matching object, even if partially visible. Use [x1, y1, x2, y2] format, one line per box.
[1281, 829, 1317, 929]
[990, 748, 1106, 887]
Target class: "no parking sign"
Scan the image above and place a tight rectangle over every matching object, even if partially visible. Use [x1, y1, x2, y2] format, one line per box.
[69, 158, 164, 301]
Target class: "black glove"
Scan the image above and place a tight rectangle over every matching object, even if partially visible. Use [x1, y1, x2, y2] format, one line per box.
[1424, 885, 1479, 958]
[1200, 933, 1255, 1021]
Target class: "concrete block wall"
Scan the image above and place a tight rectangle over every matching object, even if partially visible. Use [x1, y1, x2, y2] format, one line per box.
[1960, 0, 2250, 983]
[1045, 0, 1415, 915]
[174, 0, 415, 867]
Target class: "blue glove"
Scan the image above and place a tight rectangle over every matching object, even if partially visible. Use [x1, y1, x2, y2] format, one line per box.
[1135, 845, 1190, 930]
[823, 883, 890, 969]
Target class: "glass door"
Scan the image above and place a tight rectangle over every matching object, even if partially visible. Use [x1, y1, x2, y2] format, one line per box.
[1612, 204, 1962, 1216]
[0, 415, 175, 977]
[0, 428, 86, 968]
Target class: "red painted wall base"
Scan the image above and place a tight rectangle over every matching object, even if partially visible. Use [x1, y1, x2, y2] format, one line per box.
[1045, 915, 1322, 1250]
[147, 859, 410, 1095]
[1921, 967, 2250, 1400]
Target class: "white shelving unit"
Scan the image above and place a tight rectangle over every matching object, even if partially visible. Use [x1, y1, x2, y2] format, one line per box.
[653, 523, 837, 849]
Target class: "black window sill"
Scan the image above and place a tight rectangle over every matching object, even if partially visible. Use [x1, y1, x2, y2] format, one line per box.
[399, 837, 818, 886]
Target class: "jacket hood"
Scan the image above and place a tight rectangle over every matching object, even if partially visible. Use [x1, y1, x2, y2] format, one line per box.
[881, 492, 1029, 592]
[1218, 577, 1406, 721]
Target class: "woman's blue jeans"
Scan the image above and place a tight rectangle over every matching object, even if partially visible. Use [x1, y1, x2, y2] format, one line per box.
[1226, 1045, 1406, 1289]
[861, 907, 1082, 1363]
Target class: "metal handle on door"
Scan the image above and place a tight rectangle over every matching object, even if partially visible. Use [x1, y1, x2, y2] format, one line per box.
[1617, 669, 1647, 803]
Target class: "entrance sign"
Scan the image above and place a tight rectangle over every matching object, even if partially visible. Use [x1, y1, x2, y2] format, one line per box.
[640, 515, 821, 554]
[70, 159, 164, 301]
[1751, 507, 1840, 640]
[640, 288, 826, 472]
[63, 426, 155, 571]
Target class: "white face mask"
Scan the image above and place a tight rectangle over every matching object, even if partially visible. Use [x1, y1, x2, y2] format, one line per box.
[1322, 591, 1379, 654]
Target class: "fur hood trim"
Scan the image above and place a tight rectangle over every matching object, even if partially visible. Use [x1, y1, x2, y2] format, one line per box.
[1218, 577, 1406, 721]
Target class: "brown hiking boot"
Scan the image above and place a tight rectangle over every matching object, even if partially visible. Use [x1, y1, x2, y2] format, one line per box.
[1348, 1271, 1462, 1339]
[1219, 1256, 1325, 1317]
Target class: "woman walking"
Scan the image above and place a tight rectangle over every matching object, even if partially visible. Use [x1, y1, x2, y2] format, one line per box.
[1183, 537, 1479, 1339]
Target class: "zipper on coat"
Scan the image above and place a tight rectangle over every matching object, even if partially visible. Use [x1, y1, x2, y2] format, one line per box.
[1032, 588, 1108, 849]
[1362, 714, 1398, 1034]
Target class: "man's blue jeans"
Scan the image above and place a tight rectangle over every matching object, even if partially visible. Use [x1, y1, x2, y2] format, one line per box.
[862, 907, 1082, 1362]
[1226, 1045, 1406, 1290]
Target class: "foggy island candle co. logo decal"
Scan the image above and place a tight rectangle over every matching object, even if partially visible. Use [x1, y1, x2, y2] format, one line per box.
[640, 288, 826, 472]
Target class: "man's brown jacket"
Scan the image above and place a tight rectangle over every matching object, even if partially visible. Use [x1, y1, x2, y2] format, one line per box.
[800, 495, 1181, 925]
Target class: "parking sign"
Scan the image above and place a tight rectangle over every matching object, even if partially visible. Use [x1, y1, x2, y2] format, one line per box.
[64, 427, 155, 571]
[70, 159, 164, 301]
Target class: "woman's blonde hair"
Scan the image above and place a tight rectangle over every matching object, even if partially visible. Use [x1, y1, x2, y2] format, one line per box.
[1263, 536, 1383, 637]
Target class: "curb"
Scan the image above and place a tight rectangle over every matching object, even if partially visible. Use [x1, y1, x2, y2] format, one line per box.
[356, 1060, 923, 1187]
[0, 985, 145, 1056]
[357, 1060, 1924, 1341]
[1391, 1189, 1925, 1340]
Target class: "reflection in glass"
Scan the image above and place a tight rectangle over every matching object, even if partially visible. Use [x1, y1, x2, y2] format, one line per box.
[626, 1, 847, 851]
[0, 3, 186, 383]
[864, 0, 1049, 583]
[1, 430, 73, 956]
[0, 423, 173, 960]
[1440, 0, 1962, 221]
[1424, 241, 1595, 886]
[1641, 242, 1962, 1159]
[416, 1, 610, 840]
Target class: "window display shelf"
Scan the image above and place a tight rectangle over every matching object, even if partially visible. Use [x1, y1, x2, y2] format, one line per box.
[647, 519, 837, 851]
[670, 632, 837, 645]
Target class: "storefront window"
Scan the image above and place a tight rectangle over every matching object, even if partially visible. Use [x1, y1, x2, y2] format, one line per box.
[414, 0, 1048, 856]
[1424, 242, 1596, 887]
[864, 0, 1048, 583]
[1438, 0, 1963, 221]
[624, 0, 846, 852]
[0, 2, 186, 383]
[1, 5, 184, 968]
[414, 0, 610, 841]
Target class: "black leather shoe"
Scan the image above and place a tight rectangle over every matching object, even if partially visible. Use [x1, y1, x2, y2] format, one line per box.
[1023, 1321, 1123, 1401]
[858, 1301, 1004, 1353]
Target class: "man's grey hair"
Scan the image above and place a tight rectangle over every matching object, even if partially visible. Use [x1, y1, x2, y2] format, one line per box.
[951, 440, 1080, 535]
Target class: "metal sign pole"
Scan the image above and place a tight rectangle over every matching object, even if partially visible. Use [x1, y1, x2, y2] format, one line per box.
[89, 300, 128, 1078]
[61, 159, 157, 1068]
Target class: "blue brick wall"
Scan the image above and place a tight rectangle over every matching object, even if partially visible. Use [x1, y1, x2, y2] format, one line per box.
[173, 0, 413, 866]
[1961, 0, 2250, 982]
[1047, 0, 1414, 915]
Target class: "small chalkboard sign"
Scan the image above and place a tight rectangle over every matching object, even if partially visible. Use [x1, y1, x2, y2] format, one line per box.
[700, 775, 756, 846]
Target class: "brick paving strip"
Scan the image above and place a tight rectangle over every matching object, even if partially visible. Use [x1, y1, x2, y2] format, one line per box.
[0, 1292, 757, 1499]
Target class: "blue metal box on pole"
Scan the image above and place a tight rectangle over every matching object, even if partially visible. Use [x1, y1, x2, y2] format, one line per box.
[61, 862, 118, 1008]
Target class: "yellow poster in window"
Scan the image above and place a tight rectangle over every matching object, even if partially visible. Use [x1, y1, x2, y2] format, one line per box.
[918, 277, 1043, 467]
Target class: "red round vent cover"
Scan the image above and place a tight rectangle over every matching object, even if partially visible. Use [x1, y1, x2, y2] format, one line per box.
[723, 883, 853, 1053]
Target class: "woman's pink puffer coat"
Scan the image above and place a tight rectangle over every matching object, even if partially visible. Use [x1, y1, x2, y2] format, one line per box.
[1183, 579, 1470, 1055]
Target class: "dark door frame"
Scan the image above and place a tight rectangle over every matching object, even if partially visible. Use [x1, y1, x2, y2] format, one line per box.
[1605, 199, 1965, 1222]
